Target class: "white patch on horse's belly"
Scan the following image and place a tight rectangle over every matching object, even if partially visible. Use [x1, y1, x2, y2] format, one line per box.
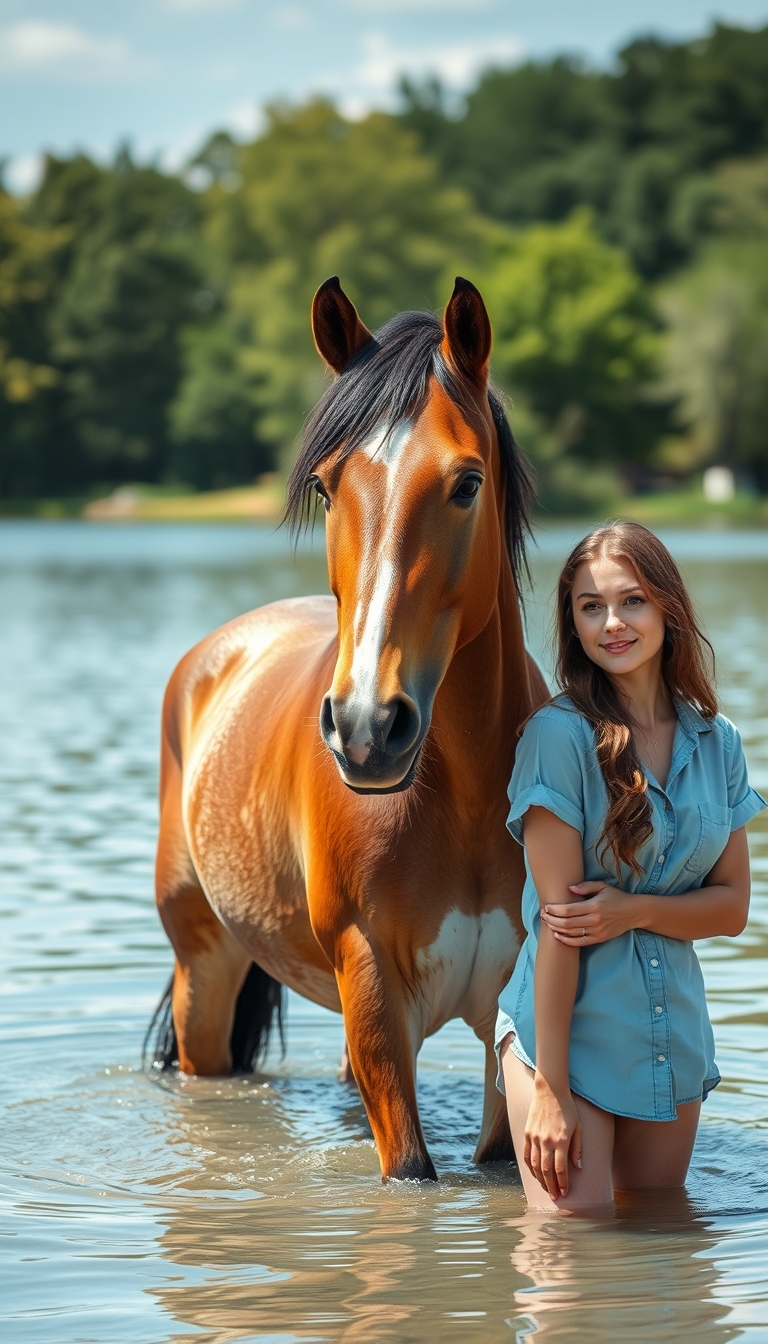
[414, 908, 519, 1033]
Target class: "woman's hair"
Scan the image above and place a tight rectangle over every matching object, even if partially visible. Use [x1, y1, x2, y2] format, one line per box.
[555, 520, 717, 876]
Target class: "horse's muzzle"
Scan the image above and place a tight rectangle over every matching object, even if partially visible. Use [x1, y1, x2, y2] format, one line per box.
[320, 692, 424, 791]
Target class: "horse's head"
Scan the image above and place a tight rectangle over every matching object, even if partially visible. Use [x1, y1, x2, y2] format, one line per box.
[286, 277, 531, 793]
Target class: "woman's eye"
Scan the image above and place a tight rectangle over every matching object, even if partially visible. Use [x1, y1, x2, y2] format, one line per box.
[625, 596, 644, 606]
[452, 475, 482, 505]
[582, 603, 600, 613]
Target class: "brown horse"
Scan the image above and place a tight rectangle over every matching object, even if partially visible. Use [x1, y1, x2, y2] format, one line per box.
[147, 276, 547, 1180]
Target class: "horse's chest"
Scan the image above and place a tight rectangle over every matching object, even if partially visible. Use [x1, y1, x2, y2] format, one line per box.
[413, 908, 519, 1034]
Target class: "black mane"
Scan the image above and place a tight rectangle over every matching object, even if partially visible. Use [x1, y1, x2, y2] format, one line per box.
[285, 310, 534, 588]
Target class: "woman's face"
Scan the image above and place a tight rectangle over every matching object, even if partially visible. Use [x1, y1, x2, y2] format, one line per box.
[570, 552, 666, 679]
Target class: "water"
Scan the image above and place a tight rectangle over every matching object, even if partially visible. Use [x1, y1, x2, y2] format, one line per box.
[1, 519, 767, 1343]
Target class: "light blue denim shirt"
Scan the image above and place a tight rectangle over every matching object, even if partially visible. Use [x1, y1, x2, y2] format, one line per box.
[496, 697, 766, 1120]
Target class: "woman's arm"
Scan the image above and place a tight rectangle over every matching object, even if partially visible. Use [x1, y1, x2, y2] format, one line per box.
[541, 827, 751, 946]
[522, 805, 586, 1200]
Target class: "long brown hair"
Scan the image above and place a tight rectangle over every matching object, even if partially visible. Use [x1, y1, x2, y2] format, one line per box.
[555, 521, 717, 875]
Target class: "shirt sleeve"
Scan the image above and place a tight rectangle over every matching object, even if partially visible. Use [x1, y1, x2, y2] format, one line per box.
[725, 719, 767, 830]
[506, 706, 586, 845]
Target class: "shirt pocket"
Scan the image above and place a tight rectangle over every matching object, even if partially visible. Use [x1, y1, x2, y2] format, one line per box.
[684, 801, 733, 877]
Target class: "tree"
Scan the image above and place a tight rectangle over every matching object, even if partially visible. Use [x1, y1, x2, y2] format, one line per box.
[169, 318, 274, 488]
[479, 210, 664, 507]
[29, 151, 207, 489]
[658, 238, 768, 491]
[0, 189, 65, 496]
[397, 23, 768, 277]
[178, 100, 486, 461]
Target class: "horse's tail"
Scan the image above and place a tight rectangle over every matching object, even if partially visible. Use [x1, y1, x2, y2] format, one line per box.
[142, 962, 285, 1073]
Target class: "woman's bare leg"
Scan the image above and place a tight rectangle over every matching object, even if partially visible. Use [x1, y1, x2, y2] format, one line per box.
[612, 1100, 701, 1190]
[501, 1036, 615, 1213]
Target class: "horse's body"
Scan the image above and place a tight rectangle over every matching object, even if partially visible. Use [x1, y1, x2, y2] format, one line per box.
[151, 278, 547, 1180]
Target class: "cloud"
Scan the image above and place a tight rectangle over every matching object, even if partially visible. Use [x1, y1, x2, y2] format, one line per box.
[347, 0, 497, 10]
[220, 99, 266, 140]
[334, 30, 524, 107]
[272, 5, 312, 29]
[4, 154, 44, 197]
[163, 0, 246, 11]
[0, 21, 150, 81]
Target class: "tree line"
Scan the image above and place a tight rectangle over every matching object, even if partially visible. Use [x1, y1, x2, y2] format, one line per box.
[2, 20, 768, 509]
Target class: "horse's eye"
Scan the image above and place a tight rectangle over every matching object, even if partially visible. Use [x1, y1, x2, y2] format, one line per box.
[310, 477, 330, 510]
[452, 475, 482, 505]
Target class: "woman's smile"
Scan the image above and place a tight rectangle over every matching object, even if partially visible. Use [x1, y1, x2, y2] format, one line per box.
[601, 638, 637, 654]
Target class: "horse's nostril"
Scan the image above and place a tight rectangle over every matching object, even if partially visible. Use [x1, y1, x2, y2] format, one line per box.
[320, 695, 337, 743]
[383, 697, 420, 756]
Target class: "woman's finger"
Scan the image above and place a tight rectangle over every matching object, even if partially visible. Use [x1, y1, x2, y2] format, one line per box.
[540, 1144, 561, 1200]
[570, 1121, 583, 1173]
[544, 899, 598, 918]
[527, 1136, 542, 1183]
[568, 881, 605, 895]
[553, 931, 599, 946]
[542, 913, 586, 931]
[554, 1143, 569, 1198]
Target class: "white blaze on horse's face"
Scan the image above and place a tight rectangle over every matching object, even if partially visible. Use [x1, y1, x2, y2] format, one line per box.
[345, 419, 412, 747]
[319, 379, 502, 793]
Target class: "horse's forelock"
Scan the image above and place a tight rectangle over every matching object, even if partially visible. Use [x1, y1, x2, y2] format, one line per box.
[284, 309, 534, 588]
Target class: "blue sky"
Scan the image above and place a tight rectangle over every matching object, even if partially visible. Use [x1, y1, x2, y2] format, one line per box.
[3, 0, 768, 191]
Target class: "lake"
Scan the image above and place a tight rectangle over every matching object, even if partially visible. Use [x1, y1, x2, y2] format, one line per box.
[1, 519, 767, 1343]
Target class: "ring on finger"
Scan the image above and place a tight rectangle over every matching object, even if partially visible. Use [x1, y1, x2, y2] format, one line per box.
[582, 926, 587, 938]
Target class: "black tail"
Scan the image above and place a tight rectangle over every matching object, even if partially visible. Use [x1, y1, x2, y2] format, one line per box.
[142, 962, 285, 1073]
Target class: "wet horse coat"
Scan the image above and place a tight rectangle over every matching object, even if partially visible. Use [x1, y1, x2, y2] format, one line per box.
[151, 278, 547, 1180]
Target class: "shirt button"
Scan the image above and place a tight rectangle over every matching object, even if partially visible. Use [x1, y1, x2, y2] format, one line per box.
[650, 958, 659, 968]
[658, 854, 665, 864]
[654, 1005, 663, 1015]
[657, 1054, 666, 1063]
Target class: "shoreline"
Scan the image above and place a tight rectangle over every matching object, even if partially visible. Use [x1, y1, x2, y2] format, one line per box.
[0, 482, 766, 528]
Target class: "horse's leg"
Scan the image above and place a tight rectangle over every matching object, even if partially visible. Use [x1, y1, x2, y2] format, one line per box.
[339, 1039, 355, 1083]
[155, 749, 251, 1076]
[471, 1016, 516, 1165]
[335, 925, 436, 1181]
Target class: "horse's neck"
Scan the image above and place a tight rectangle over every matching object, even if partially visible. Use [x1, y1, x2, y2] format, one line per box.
[431, 558, 537, 788]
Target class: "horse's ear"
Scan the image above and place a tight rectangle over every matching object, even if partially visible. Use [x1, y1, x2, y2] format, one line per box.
[441, 277, 492, 388]
[312, 277, 373, 375]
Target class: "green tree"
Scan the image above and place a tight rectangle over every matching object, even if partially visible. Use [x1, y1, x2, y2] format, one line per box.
[0, 188, 65, 496]
[397, 23, 768, 277]
[659, 238, 768, 491]
[179, 100, 485, 460]
[401, 59, 613, 227]
[29, 150, 207, 489]
[169, 318, 274, 488]
[479, 210, 664, 506]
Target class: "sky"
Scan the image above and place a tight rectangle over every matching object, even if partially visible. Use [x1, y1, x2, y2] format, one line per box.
[3, 0, 768, 192]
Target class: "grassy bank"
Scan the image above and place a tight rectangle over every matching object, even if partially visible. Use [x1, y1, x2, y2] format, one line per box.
[1, 482, 766, 527]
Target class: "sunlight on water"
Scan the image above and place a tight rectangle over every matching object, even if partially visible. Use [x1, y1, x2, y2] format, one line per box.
[1, 520, 767, 1343]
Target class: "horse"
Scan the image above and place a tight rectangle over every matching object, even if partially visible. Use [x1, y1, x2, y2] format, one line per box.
[146, 275, 548, 1181]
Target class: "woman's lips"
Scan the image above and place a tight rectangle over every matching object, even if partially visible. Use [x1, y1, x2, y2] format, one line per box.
[601, 639, 636, 654]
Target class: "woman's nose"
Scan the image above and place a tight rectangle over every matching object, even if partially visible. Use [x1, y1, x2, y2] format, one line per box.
[604, 608, 626, 631]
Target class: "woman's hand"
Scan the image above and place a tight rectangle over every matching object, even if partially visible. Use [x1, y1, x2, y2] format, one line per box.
[525, 1075, 583, 1200]
[540, 880, 638, 946]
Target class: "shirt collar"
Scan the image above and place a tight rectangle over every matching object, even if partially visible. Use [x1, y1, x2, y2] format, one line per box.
[674, 699, 713, 739]
[663, 700, 713, 792]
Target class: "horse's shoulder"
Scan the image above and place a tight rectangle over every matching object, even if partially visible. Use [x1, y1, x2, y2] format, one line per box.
[164, 596, 336, 728]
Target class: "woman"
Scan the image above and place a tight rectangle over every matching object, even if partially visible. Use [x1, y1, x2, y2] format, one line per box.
[496, 521, 765, 1212]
